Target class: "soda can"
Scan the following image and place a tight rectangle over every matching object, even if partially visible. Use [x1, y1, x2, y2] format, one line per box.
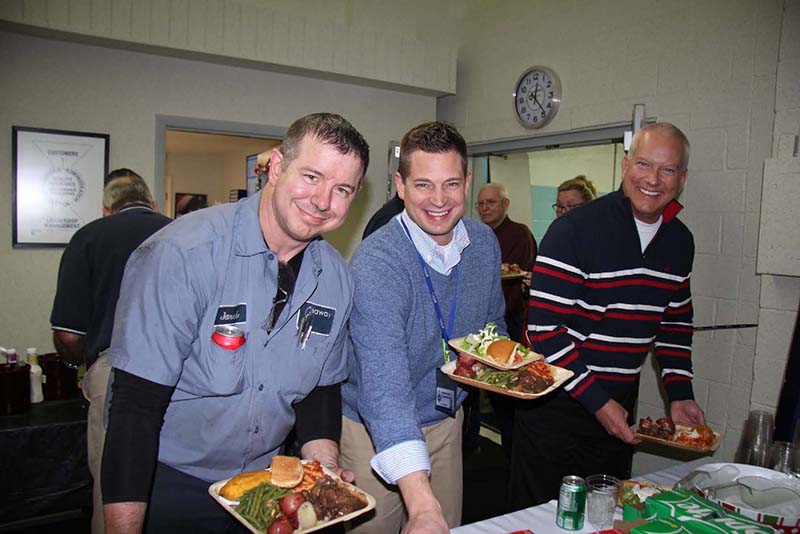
[556, 475, 586, 530]
[211, 325, 246, 351]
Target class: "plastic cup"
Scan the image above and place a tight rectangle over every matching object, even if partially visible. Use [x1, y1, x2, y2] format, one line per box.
[586, 474, 620, 531]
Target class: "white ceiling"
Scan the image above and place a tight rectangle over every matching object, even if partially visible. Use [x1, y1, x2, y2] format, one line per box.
[166, 130, 280, 155]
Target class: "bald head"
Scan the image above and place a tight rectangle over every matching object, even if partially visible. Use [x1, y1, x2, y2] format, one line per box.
[477, 183, 510, 228]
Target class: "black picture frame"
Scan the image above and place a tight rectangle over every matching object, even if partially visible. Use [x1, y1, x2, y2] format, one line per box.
[174, 192, 208, 218]
[12, 126, 109, 247]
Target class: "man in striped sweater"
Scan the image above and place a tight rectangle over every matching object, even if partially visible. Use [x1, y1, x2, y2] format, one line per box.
[509, 123, 706, 509]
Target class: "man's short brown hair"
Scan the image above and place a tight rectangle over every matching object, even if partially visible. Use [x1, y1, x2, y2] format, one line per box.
[278, 113, 370, 182]
[397, 122, 467, 181]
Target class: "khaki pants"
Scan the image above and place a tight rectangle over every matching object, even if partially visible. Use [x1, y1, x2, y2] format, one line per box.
[340, 411, 463, 534]
[83, 353, 112, 534]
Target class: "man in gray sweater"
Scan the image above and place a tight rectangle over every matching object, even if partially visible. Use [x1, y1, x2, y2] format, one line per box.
[341, 122, 506, 534]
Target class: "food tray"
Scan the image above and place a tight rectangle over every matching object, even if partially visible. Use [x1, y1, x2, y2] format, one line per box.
[441, 359, 572, 399]
[500, 271, 528, 280]
[449, 336, 543, 370]
[681, 463, 800, 534]
[209, 465, 376, 533]
[633, 425, 721, 453]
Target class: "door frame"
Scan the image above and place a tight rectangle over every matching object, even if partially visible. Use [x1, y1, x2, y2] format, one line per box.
[154, 115, 286, 212]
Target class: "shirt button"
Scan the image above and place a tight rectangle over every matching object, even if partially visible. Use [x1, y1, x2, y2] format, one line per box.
[268, 253, 275, 260]
[254, 426, 260, 434]
[258, 384, 264, 391]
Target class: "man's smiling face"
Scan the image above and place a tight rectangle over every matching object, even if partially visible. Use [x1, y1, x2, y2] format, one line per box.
[396, 149, 471, 245]
[621, 130, 687, 223]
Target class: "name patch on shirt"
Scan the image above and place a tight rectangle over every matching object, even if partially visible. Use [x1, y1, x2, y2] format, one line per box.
[214, 303, 247, 326]
[296, 302, 336, 336]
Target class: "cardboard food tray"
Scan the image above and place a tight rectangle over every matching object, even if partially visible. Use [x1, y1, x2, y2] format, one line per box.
[441, 359, 573, 399]
[209, 465, 376, 534]
[500, 270, 528, 280]
[448, 336, 543, 370]
[633, 425, 721, 453]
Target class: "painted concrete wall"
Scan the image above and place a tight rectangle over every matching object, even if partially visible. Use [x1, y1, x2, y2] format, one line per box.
[0, 29, 435, 354]
[0, 0, 459, 95]
[753, 0, 800, 418]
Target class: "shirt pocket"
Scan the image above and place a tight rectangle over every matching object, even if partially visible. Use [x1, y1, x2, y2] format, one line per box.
[270, 337, 333, 401]
[177, 337, 248, 397]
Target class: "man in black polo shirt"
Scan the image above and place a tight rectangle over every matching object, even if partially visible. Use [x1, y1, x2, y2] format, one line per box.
[50, 169, 171, 534]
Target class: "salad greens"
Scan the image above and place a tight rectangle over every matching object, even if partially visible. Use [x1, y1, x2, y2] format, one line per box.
[461, 322, 532, 359]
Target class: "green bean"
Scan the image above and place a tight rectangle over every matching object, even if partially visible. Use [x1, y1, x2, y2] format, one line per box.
[237, 482, 290, 531]
[475, 368, 516, 388]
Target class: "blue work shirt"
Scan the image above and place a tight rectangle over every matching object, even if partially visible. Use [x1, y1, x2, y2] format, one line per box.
[108, 191, 352, 482]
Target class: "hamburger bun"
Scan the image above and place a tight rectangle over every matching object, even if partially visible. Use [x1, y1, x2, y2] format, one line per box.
[219, 470, 272, 500]
[270, 455, 304, 488]
[486, 339, 518, 365]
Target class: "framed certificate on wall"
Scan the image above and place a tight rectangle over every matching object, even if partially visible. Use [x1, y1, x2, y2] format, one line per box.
[12, 126, 109, 247]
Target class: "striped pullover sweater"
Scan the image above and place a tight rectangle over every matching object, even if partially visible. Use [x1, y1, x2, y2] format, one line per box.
[526, 189, 695, 415]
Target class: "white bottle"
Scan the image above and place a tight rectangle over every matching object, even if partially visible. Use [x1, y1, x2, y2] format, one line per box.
[27, 348, 44, 403]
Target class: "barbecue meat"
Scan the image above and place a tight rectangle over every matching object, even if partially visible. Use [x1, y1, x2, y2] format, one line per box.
[637, 416, 676, 440]
[306, 476, 367, 521]
[509, 372, 550, 394]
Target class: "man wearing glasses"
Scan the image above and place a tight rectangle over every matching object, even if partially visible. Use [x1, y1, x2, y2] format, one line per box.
[101, 113, 369, 533]
[476, 183, 537, 456]
[510, 123, 706, 509]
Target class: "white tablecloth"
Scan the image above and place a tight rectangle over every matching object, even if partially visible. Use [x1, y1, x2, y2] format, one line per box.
[451, 458, 709, 534]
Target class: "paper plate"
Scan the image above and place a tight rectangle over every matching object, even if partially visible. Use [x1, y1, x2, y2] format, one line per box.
[209, 465, 375, 533]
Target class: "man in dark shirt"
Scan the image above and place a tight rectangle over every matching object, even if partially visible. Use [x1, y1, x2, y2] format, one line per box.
[50, 169, 171, 534]
[511, 123, 705, 509]
[477, 183, 537, 456]
[362, 193, 404, 239]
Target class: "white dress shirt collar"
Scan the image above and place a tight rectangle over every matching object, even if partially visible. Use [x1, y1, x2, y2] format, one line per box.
[397, 211, 470, 275]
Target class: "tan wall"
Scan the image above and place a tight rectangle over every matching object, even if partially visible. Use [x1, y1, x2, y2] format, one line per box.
[0, 29, 435, 354]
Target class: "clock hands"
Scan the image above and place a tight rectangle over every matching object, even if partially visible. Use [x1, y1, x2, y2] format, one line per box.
[531, 82, 546, 114]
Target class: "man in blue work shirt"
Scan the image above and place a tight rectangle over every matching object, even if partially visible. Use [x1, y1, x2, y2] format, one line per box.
[101, 113, 369, 533]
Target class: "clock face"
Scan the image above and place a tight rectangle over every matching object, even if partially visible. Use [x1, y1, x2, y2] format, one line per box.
[513, 67, 561, 129]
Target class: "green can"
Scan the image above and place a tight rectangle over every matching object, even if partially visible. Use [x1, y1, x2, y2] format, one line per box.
[556, 475, 586, 530]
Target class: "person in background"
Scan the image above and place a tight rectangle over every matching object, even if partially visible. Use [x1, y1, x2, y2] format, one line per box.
[510, 123, 706, 509]
[341, 121, 506, 534]
[553, 174, 597, 217]
[101, 113, 369, 533]
[477, 183, 538, 339]
[362, 193, 404, 239]
[50, 169, 171, 534]
[520, 174, 598, 288]
[476, 182, 537, 457]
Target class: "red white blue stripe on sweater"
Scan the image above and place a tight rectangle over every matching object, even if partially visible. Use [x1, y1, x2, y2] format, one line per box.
[525, 189, 695, 414]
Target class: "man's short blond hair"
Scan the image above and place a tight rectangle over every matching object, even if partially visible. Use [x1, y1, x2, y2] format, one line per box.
[629, 123, 690, 169]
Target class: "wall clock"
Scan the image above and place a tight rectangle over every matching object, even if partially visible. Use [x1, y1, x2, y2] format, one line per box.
[513, 66, 561, 129]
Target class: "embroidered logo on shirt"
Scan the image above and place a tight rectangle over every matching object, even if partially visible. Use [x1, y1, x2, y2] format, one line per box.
[214, 303, 247, 326]
[296, 302, 336, 336]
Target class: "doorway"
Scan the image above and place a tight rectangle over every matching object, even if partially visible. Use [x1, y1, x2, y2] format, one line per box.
[468, 122, 629, 243]
[164, 130, 280, 218]
[154, 115, 288, 215]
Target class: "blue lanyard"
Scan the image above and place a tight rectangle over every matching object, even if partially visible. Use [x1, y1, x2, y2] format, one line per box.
[400, 218, 460, 362]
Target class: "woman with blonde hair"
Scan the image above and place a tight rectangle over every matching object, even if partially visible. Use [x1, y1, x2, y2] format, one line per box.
[553, 175, 597, 217]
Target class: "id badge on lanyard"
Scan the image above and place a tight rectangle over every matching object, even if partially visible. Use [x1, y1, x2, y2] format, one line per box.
[400, 219, 460, 416]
